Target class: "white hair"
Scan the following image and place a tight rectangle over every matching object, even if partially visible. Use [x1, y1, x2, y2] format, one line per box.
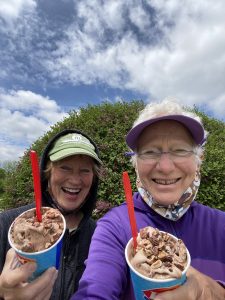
[133, 97, 204, 128]
[130, 98, 207, 167]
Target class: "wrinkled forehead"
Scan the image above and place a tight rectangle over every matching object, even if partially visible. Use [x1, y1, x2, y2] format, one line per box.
[137, 120, 194, 148]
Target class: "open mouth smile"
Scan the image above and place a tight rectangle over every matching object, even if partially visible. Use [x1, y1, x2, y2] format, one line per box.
[153, 178, 180, 185]
[62, 187, 81, 195]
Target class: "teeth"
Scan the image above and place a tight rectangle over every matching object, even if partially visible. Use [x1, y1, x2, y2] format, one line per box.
[154, 179, 177, 185]
[63, 187, 80, 193]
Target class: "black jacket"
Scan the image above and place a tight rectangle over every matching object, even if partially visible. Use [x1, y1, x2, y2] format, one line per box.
[0, 129, 100, 300]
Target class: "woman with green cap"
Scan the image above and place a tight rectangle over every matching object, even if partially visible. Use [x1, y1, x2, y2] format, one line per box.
[0, 129, 103, 300]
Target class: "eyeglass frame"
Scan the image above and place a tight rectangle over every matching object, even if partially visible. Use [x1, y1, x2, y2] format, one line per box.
[135, 149, 197, 163]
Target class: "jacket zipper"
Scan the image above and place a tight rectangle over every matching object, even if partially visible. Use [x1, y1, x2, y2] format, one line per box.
[59, 231, 71, 299]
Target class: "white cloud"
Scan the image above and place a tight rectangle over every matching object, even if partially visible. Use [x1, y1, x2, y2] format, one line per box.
[0, 90, 68, 164]
[128, 5, 152, 32]
[44, 0, 225, 116]
[1, 0, 225, 124]
[102, 95, 124, 103]
[77, 0, 126, 33]
[0, 0, 36, 22]
[0, 90, 66, 123]
[0, 142, 25, 164]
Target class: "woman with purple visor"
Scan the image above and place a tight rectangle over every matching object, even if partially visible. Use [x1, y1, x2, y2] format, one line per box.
[71, 99, 225, 300]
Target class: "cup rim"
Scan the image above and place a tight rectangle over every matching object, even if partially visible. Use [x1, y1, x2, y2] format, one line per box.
[125, 231, 191, 283]
[8, 207, 66, 255]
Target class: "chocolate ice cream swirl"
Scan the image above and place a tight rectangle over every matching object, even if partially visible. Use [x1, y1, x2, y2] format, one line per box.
[131, 227, 188, 279]
[10, 207, 64, 253]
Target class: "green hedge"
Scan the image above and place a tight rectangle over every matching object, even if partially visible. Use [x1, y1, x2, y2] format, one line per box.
[1, 100, 225, 215]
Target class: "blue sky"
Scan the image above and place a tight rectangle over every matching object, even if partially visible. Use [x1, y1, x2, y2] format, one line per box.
[0, 0, 225, 165]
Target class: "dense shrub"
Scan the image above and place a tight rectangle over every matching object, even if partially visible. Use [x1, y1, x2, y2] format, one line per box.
[1, 100, 225, 216]
[195, 111, 225, 210]
[0, 168, 5, 195]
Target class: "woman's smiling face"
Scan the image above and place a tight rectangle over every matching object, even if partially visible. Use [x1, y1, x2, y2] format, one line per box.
[136, 120, 198, 205]
[48, 155, 94, 212]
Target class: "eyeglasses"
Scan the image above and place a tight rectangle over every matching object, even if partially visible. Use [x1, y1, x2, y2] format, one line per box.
[137, 149, 196, 163]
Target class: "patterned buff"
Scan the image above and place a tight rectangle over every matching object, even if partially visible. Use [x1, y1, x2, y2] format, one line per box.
[137, 171, 201, 221]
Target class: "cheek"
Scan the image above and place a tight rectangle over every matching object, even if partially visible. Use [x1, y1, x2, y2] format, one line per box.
[183, 161, 198, 178]
[48, 174, 61, 195]
[136, 161, 153, 177]
[84, 174, 94, 188]
[49, 175, 57, 188]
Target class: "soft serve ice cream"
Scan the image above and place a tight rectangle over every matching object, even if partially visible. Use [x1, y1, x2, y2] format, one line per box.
[130, 226, 188, 279]
[125, 226, 190, 299]
[8, 207, 66, 280]
[9, 207, 64, 253]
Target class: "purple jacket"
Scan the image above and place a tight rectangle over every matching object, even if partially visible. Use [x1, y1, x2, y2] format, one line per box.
[71, 192, 225, 300]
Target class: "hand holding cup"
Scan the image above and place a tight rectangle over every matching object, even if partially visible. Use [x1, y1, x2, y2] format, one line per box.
[8, 207, 66, 281]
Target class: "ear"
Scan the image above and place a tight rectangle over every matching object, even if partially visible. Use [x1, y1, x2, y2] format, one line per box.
[198, 154, 204, 170]
[195, 151, 203, 172]
[195, 164, 201, 174]
[134, 164, 141, 182]
[200, 153, 204, 162]
[134, 165, 139, 176]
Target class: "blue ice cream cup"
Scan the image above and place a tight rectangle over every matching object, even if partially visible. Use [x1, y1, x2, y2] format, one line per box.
[8, 207, 66, 281]
[125, 230, 191, 300]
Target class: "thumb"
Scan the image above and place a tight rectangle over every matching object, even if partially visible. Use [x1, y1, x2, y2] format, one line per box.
[2, 248, 37, 286]
[4, 248, 16, 266]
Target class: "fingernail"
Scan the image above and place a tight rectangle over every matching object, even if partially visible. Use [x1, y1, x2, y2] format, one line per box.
[48, 267, 58, 282]
[48, 267, 57, 277]
[48, 267, 56, 273]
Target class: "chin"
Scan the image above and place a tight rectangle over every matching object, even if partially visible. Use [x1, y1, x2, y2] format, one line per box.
[64, 204, 80, 211]
[154, 196, 180, 206]
[58, 202, 77, 212]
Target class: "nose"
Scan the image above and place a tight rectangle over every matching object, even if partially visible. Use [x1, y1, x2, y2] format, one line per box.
[155, 152, 175, 173]
[68, 171, 82, 184]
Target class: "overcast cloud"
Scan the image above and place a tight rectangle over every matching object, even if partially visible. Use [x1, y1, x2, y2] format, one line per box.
[0, 89, 67, 164]
[0, 0, 225, 164]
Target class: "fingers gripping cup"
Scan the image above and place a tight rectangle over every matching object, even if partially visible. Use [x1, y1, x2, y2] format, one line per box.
[125, 226, 191, 300]
[8, 207, 66, 281]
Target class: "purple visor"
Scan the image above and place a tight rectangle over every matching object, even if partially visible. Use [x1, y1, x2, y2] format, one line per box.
[126, 115, 205, 150]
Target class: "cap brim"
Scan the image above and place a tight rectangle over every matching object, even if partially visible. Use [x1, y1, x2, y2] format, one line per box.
[126, 115, 205, 150]
[49, 148, 103, 165]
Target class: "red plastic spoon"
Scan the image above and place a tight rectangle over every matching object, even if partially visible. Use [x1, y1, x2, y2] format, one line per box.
[30, 150, 42, 222]
[122, 171, 138, 249]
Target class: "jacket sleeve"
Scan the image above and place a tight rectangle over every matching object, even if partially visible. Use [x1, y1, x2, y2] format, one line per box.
[0, 211, 12, 273]
[0, 205, 33, 273]
[70, 208, 133, 300]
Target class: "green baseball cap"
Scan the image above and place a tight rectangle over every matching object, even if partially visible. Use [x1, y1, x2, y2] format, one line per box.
[49, 133, 102, 165]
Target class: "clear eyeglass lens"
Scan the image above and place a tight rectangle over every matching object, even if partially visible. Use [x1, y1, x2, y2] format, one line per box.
[138, 150, 194, 162]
